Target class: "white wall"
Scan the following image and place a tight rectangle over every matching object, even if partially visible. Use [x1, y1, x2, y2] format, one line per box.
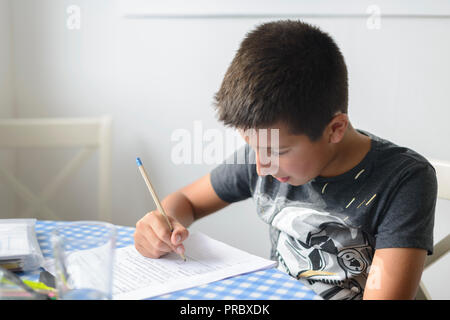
[0, 0, 15, 217]
[0, 0, 13, 114]
[4, 0, 450, 298]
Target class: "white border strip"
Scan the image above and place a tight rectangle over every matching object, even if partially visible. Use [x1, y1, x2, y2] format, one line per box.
[119, 0, 450, 18]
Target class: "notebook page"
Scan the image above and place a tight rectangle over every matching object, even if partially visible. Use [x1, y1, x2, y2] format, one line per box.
[113, 232, 276, 299]
[44, 232, 277, 299]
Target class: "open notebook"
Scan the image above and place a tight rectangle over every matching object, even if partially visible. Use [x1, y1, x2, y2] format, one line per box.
[44, 232, 277, 300]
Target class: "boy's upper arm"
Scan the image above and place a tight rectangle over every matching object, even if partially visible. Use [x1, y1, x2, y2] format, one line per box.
[364, 161, 436, 299]
[364, 247, 427, 299]
[179, 173, 230, 221]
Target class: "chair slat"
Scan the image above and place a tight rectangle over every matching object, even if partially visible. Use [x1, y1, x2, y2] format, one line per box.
[0, 118, 101, 148]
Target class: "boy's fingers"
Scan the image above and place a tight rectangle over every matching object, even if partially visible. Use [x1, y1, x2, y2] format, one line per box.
[149, 211, 175, 248]
[146, 226, 172, 253]
[175, 243, 185, 256]
[135, 211, 188, 259]
[171, 222, 189, 246]
[135, 222, 172, 255]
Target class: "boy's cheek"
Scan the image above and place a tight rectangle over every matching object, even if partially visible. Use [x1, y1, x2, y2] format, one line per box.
[285, 164, 318, 183]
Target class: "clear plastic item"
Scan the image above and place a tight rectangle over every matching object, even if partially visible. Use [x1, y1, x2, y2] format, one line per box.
[0, 219, 44, 272]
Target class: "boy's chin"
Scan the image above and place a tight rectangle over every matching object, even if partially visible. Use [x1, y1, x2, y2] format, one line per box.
[286, 177, 310, 186]
[284, 178, 298, 186]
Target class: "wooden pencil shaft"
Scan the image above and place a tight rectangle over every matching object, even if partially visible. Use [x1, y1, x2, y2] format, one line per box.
[137, 161, 186, 261]
[139, 166, 173, 231]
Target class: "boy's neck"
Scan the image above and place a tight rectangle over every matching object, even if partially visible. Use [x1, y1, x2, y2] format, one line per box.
[320, 124, 371, 178]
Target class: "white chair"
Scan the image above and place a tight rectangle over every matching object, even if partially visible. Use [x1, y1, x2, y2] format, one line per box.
[0, 116, 112, 222]
[416, 158, 450, 300]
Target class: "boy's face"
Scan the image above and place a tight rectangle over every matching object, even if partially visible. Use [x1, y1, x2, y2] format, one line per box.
[239, 121, 335, 186]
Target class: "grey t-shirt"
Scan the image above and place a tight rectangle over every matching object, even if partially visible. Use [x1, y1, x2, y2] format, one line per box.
[210, 129, 437, 300]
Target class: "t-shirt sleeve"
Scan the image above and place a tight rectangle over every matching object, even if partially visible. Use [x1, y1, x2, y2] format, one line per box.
[375, 162, 437, 255]
[210, 144, 254, 204]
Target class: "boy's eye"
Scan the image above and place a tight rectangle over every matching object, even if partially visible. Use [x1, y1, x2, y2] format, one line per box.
[271, 150, 288, 156]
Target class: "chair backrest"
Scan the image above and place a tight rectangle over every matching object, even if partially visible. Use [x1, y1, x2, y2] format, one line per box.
[416, 158, 450, 299]
[430, 159, 450, 201]
[423, 159, 450, 269]
[0, 116, 112, 222]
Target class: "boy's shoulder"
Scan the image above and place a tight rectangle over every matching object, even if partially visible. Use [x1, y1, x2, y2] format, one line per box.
[357, 129, 435, 174]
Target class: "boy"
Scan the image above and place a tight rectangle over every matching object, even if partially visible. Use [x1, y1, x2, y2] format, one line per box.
[134, 20, 437, 300]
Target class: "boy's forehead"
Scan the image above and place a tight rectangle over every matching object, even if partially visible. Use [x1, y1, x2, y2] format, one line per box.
[237, 124, 299, 148]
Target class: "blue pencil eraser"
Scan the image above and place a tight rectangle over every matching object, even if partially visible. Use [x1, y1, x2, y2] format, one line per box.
[136, 157, 142, 166]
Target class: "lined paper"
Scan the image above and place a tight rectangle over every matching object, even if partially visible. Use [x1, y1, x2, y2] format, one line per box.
[44, 232, 277, 300]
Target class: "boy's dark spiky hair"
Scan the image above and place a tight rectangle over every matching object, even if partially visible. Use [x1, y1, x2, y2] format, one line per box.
[213, 20, 348, 141]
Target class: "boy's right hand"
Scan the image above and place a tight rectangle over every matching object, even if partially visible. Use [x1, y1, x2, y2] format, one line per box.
[134, 210, 189, 259]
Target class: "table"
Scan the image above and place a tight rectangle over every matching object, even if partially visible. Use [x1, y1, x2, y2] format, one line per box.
[20, 220, 321, 300]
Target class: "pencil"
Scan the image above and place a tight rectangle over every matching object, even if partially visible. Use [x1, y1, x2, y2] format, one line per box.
[136, 157, 186, 261]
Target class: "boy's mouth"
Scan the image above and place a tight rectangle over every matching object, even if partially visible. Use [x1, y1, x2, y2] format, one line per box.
[274, 176, 290, 182]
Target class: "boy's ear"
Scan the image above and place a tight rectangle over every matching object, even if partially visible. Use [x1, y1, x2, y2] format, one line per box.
[327, 113, 348, 143]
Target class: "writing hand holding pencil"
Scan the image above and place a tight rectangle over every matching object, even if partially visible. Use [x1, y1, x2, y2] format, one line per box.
[134, 157, 188, 261]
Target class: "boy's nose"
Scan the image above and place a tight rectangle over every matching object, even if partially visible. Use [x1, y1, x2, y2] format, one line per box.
[255, 152, 278, 176]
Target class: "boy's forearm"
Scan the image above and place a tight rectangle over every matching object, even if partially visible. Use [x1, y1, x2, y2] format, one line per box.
[160, 191, 196, 228]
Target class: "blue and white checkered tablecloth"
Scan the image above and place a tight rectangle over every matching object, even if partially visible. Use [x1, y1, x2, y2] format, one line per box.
[25, 220, 321, 300]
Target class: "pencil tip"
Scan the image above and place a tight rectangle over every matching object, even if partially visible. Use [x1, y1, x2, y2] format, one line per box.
[136, 157, 142, 166]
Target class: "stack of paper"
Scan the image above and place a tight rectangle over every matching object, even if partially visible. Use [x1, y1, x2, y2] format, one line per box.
[0, 219, 43, 272]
